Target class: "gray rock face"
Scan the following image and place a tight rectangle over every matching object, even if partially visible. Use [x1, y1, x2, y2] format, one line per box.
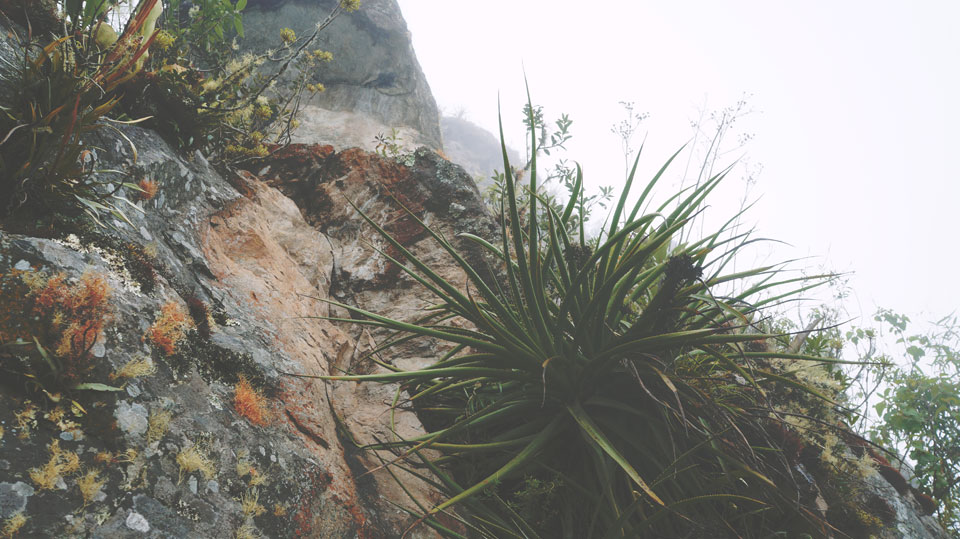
[864, 472, 950, 539]
[0, 482, 34, 518]
[0, 107, 491, 535]
[239, 0, 443, 151]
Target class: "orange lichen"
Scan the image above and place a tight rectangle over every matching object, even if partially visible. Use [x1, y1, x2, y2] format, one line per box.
[136, 178, 158, 201]
[0, 270, 112, 382]
[147, 301, 192, 356]
[234, 376, 269, 426]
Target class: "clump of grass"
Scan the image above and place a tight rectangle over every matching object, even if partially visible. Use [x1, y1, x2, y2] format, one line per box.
[147, 301, 192, 356]
[29, 440, 81, 490]
[116, 448, 138, 464]
[0, 8, 156, 226]
[237, 457, 268, 486]
[176, 444, 214, 483]
[1, 513, 27, 538]
[233, 376, 269, 426]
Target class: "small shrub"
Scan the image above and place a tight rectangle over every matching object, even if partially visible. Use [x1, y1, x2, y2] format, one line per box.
[123, 0, 359, 166]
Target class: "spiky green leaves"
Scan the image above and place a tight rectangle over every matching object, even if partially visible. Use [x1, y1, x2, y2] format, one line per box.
[304, 99, 848, 538]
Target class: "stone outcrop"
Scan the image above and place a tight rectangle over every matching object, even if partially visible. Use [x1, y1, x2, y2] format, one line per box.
[0, 121, 489, 537]
[239, 0, 443, 152]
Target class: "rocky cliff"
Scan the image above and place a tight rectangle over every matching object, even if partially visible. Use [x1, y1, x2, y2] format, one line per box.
[0, 122, 491, 537]
[0, 2, 952, 538]
[239, 0, 443, 153]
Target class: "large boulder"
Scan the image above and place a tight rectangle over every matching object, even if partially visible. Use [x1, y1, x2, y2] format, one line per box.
[239, 0, 443, 152]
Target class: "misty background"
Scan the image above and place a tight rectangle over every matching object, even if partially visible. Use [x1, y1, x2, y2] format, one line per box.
[397, 0, 960, 330]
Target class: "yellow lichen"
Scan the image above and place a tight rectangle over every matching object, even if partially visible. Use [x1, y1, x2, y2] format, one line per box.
[1, 512, 27, 538]
[94, 451, 113, 464]
[236, 455, 253, 478]
[14, 402, 37, 437]
[855, 451, 878, 478]
[29, 440, 80, 490]
[240, 488, 266, 517]
[77, 469, 106, 506]
[45, 406, 66, 424]
[176, 445, 215, 483]
[112, 357, 157, 380]
[272, 503, 287, 517]
[146, 409, 173, 444]
[117, 448, 138, 463]
[235, 522, 261, 539]
[247, 468, 268, 487]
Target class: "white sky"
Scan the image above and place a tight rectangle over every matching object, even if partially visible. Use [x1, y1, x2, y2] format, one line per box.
[396, 0, 960, 325]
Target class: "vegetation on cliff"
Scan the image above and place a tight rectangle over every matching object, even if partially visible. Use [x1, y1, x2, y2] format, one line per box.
[306, 93, 930, 537]
[0, 0, 953, 536]
[0, 0, 357, 225]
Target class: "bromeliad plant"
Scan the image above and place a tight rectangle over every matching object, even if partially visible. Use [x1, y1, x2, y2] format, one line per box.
[0, 0, 161, 224]
[309, 97, 856, 537]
